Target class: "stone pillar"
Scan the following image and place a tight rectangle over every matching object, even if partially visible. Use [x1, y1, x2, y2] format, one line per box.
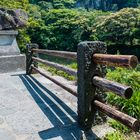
[0, 30, 25, 73]
[0, 30, 20, 56]
[77, 41, 107, 130]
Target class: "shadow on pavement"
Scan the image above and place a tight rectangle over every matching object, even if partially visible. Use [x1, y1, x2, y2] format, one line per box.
[19, 74, 98, 140]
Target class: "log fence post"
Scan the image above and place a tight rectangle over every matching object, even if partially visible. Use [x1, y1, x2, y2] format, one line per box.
[26, 43, 38, 75]
[77, 41, 107, 130]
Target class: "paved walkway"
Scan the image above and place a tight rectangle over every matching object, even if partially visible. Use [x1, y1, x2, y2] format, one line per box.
[0, 71, 113, 140]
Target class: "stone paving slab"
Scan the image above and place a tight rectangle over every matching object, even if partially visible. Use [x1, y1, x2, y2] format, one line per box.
[0, 71, 114, 140]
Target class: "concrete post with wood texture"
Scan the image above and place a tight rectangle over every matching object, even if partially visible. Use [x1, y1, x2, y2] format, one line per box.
[77, 41, 107, 130]
[26, 43, 38, 75]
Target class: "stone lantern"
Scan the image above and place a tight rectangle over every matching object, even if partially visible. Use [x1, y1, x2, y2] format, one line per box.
[0, 8, 28, 73]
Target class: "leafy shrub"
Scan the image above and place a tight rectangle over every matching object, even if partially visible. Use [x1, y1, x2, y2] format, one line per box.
[53, 0, 76, 9]
[106, 66, 140, 133]
[37, 1, 53, 10]
[17, 29, 31, 53]
[0, 0, 29, 10]
[106, 67, 140, 119]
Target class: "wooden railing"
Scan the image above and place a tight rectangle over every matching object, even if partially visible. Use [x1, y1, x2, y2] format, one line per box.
[26, 41, 139, 132]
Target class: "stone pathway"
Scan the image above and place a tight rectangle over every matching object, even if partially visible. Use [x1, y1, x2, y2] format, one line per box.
[0, 71, 114, 140]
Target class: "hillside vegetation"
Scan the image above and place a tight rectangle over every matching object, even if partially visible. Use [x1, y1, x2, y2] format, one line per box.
[0, 0, 140, 57]
[0, 0, 140, 139]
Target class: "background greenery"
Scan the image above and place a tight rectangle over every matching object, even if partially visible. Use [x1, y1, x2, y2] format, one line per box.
[1, 0, 140, 59]
[0, 0, 140, 139]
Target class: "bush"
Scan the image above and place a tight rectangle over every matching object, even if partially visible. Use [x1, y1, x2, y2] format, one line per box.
[93, 8, 140, 46]
[106, 66, 140, 133]
[106, 67, 140, 119]
[27, 8, 108, 51]
[53, 0, 76, 9]
[0, 0, 29, 10]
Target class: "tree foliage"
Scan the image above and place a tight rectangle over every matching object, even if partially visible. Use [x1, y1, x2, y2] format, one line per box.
[0, 0, 29, 10]
[77, 0, 140, 11]
[27, 8, 108, 51]
[30, 0, 76, 9]
[0, 0, 140, 53]
[92, 8, 140, 45]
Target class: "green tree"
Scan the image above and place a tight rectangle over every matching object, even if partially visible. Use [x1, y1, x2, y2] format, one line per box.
[28, 9, 87, 51]
[37, 1, 53, 10]
[27, 9, 107, 51]
[0, 0, 29, 10]
[77, 0, 140, 11]
[52, 0, 76, 9]
[30, 0, 76, 9]
[93, 8, 140, 46]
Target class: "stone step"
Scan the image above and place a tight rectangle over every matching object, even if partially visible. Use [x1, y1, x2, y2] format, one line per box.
[0, 55, 25, 73]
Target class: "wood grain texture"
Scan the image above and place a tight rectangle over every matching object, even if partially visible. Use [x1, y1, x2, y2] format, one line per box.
[92, 76, 133, 99]
[31, 66, 77, 97]
[93, 54, 138, 68]
[32, 57, 77, 76]
[32, 49, 77, 60]
[93, 100, 139, 132]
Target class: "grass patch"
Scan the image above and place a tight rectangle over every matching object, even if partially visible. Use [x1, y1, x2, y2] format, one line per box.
[106, 66, 140, 134]
[38, 55, 77, 81]
[38, 55, 140, 137]
[103, 131, 136, 140]
[107, 119, 131, 134]
[47, 67, 76, 81]
[106, 67, 140, 119]
[39, 54, 77, 69]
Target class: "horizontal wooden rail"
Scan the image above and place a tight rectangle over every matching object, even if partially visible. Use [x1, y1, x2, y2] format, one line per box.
[31, 66, 77, 97]
[93, 100, 139, 132]
[92, 76, 133, 99]
[32, 49, 77, 60]
[93, 54, 138, 68]
[32, 57, 77, 77]
[31, 67, 139, 131]
[27, 43, 139, 131]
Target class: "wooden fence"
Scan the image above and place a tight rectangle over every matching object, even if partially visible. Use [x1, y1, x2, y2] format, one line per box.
[26, 41, 139, 132]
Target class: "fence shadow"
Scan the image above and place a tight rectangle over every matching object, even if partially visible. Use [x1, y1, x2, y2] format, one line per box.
[19, 74, 98, 140]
